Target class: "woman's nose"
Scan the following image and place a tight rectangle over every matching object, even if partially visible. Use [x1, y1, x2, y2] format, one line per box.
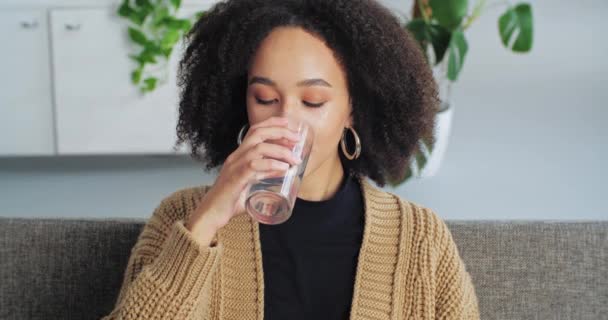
[276, 98, 301, 119]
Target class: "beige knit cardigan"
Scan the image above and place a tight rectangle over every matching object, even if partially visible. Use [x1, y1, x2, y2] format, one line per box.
[101, 176, 479, 319]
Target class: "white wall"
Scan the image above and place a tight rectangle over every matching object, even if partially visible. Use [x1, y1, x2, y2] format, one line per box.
[0, 0, 606, 220]
[394, 0, 608, 220]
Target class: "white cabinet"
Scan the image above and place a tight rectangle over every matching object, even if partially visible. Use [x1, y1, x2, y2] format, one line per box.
[0, 9, 55, 156]
[50, 6, 204, 155]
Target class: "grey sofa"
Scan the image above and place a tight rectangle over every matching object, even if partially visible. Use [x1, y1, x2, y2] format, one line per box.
[1, 218, 606, 320]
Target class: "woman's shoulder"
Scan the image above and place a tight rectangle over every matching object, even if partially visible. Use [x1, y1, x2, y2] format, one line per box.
[362, 178, 453, 246]
[160, 183, 211, 204]
[147, 184, 212, 224]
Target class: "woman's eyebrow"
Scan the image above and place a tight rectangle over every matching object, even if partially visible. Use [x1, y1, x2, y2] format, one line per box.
[248, 76, 332, 88]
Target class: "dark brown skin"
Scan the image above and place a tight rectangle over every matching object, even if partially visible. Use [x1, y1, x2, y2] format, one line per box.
[185, 27, 353, 246]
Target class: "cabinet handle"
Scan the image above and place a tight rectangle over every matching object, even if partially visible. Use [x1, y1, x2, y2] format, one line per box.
[20, 21, 39, 29]
[65, 23, 81, 31]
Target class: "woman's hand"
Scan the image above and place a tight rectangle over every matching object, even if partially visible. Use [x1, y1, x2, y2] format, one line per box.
[185, 116, 302, 245]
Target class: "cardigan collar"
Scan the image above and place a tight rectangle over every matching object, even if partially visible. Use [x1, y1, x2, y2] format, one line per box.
[216, 175, 411, 320]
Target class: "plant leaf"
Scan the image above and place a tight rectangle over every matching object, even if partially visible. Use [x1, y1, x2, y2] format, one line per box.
[470, 0, 487, 22]
[118, 0, 194, 93]
[128, 27, 148, 46]
[447, 30, 468, 81]
[427, 24, 451, 64]
[128, 54, 144, 65]
[163, 17, 191, 31]
[180, 19, 192, 31]
[128, 13, 144, 26]
[140, 49, 157, 63]
[402, 168, 413, 183]
[406, 19, 451, 65]
[143, 77, 158, 92]
[152, 6, 170, 27]
[429, 0, 469, 30]
[414, 145, 428, 172]
[421, 134, 436, 154]
[144, 41, 161, 52]
[160, 28, 180, 50]
[498, 3, 533, 52]
[117, 1, 134, 18]
[170, 0, 182, 9]
[406, 19, 430, 52]
[131, 68, 143, 84]
[135, 0, 152, 8]
[195, 10, 207, 20]
[129, 8, 151, 26]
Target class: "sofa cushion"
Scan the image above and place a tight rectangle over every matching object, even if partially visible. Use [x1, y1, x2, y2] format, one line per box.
[0, 218, 606, 319]
[1, 218, 142, 320]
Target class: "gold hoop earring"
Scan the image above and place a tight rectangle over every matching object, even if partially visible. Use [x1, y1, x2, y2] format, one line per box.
[237, 124, 249, 145]
[341, 126, 361, 160]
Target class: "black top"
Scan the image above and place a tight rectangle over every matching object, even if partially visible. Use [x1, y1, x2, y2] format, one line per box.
[259, 172, 365, 320]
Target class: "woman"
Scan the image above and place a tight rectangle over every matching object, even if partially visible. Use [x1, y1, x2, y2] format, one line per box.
[102, 0, 479, 319]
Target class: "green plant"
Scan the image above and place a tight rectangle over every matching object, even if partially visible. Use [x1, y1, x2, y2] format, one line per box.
[389, 0, 534, 185]
[117, 0, 205, 93]
[405, 0, 534, 81]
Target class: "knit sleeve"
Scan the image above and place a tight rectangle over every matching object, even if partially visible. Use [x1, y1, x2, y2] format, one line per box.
[430, 210, 480, 320]
[100, 187, 222, 320]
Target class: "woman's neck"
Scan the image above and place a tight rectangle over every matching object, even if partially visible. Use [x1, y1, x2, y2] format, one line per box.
[297, 154, 345, 202]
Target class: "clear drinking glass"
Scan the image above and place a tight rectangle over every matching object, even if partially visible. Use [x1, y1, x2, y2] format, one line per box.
[245, 116, 314, 225]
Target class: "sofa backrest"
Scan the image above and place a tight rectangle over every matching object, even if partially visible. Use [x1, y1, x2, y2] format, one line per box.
[448, 220, 607, 319]
[0, 218, 606, 319]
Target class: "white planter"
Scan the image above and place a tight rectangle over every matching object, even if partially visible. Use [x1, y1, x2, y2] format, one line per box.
[411, 102, 454, 178]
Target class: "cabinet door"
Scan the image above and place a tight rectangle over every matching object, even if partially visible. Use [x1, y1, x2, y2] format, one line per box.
[51, 6, 206, 155]
[0, 9, 55, 156]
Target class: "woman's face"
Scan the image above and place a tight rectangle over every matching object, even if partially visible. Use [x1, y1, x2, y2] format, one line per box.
[246, 26, 352, 177]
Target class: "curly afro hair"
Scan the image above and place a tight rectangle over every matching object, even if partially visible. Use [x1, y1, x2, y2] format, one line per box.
[174, 0, 439, 187]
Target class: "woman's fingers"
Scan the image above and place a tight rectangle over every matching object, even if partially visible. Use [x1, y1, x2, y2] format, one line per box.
[241, 126, 301, 148]
[249, 159, 292, 181]
[229, 142, 301, 187]
[247, 142, 301, 166]
[230, 119, 301, 161]
[250, 158, 291, 171]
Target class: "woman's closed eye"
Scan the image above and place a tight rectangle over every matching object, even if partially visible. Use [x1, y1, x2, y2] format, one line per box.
[255, 97, 325, 108]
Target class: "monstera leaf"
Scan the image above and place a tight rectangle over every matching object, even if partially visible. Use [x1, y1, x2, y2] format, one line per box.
[498, 3, 533, 52]
[429, 0, 469, 31]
